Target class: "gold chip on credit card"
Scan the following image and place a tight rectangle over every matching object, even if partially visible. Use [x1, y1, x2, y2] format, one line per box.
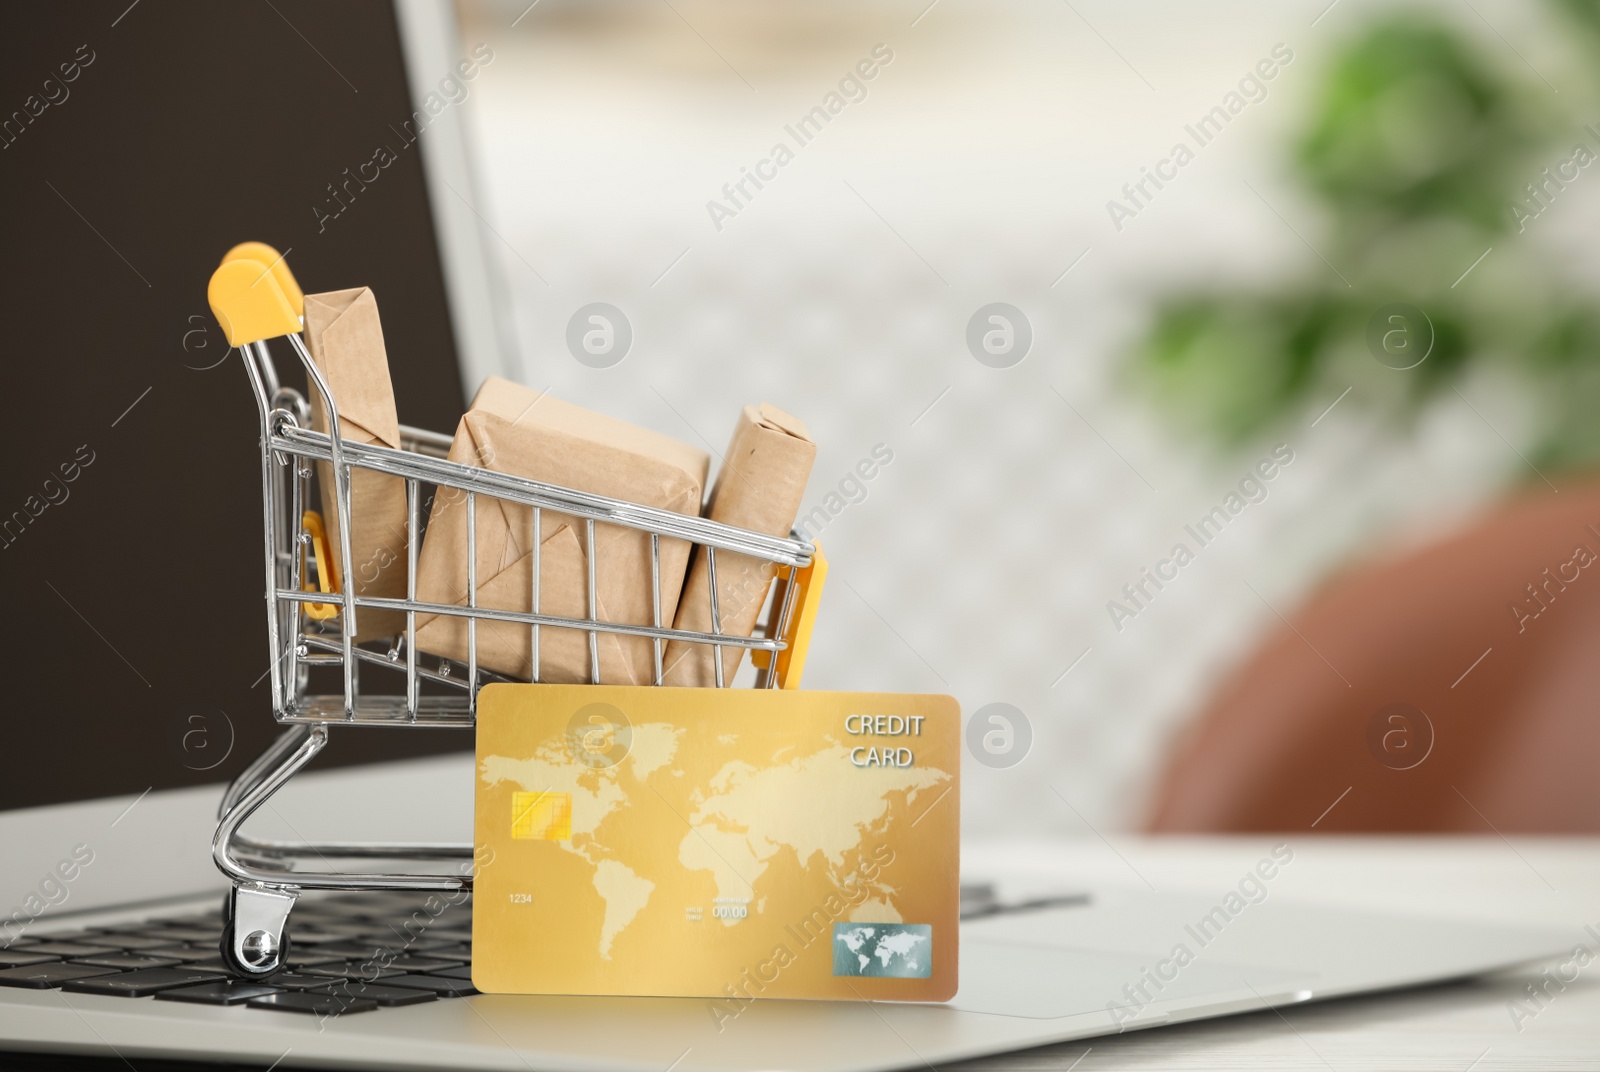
[472, 684, 960, 1003]
[510, 791, 572, 840]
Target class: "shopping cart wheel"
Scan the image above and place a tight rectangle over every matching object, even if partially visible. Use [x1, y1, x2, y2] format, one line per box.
[220, 883, 296, 978]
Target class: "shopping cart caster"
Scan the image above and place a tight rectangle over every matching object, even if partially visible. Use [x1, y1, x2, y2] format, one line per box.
[221, 883, 296, 978]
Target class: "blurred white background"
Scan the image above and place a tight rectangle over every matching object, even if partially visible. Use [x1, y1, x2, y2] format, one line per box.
[445, 0, 1599, 839]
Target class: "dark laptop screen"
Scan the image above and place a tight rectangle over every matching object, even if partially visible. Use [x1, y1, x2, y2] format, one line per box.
[0, 1, 470, 811]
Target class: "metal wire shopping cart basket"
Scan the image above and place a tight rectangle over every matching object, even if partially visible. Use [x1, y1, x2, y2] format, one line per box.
[205, 245, 826, 978]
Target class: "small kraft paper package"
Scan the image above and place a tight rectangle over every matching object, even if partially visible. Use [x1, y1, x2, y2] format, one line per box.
[663, 403, 816, 687]
[414, 378, 709, 684]
[303, 288, 408, 640]
[472, 683, 960, 1003]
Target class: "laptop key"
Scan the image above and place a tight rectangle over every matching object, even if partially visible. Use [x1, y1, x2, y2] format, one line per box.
[0, 964, 122, 989]
[305, 940, 387, 959]
[69, 953, 186, 971]
[318, 980, 438, 1007]
[381, 974, 479, 996]
[89, 933, 180, 951]
[152, 927, 221, 943]
[258, 972, 339, 990]
[287, 927, 370, 945]
[348, 930, 442, 950]
[140, 944, 215, 962]
[22, 942, 122, 958]
[155, 980, 286, 1006]
[429, 965, 474, 981]
[300, 962, 405, 981]
[33, 930, 111, 945]
[185, 956, 232, 973]
[90, 923, 163, 933]
[160, 914, 222, 927]
[63, 968, 229, 997]
[0, 950, 62, 968]
[393, 937, 465, 955]
[380, 956, 463, 972]
[246, 990, 378, 1016]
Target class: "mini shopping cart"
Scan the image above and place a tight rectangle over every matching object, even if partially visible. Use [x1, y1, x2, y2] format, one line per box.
[205, 245, 826, 978]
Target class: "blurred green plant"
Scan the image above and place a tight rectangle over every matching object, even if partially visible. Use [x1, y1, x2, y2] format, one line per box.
[1132, 5, 1600, 469]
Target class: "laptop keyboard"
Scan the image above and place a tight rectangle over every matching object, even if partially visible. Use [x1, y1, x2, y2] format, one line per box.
[0, 886, 1084, 1017]
[0, 890, 475, 1017]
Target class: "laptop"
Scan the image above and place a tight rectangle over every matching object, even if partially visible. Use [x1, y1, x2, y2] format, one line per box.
[0, 1, 1571, 1068]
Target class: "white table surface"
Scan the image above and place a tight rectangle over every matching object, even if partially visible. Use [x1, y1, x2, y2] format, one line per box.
[952, 837, 1600, 1071]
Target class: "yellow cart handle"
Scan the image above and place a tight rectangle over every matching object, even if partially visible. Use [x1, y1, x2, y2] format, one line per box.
[300, 510, 341, 620]
[221, 242, 304, 317]
[753, 542, 827, 690]
[206, 242, 303, 346]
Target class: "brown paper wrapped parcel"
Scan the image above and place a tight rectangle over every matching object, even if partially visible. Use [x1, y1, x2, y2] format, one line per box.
[414, 377, 709, 684]
[303, 288, 409, 641]
[662, 403, 816, 687]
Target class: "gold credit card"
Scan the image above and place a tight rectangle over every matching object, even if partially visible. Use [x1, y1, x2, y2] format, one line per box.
[472, 684, 960, 1003]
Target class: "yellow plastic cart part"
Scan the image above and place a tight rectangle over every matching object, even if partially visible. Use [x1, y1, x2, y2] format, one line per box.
[207, 258, 300, 347]
[751, 541, 827, 690]
[300, 510, 341, 620]
[220, 242, 304, 317]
